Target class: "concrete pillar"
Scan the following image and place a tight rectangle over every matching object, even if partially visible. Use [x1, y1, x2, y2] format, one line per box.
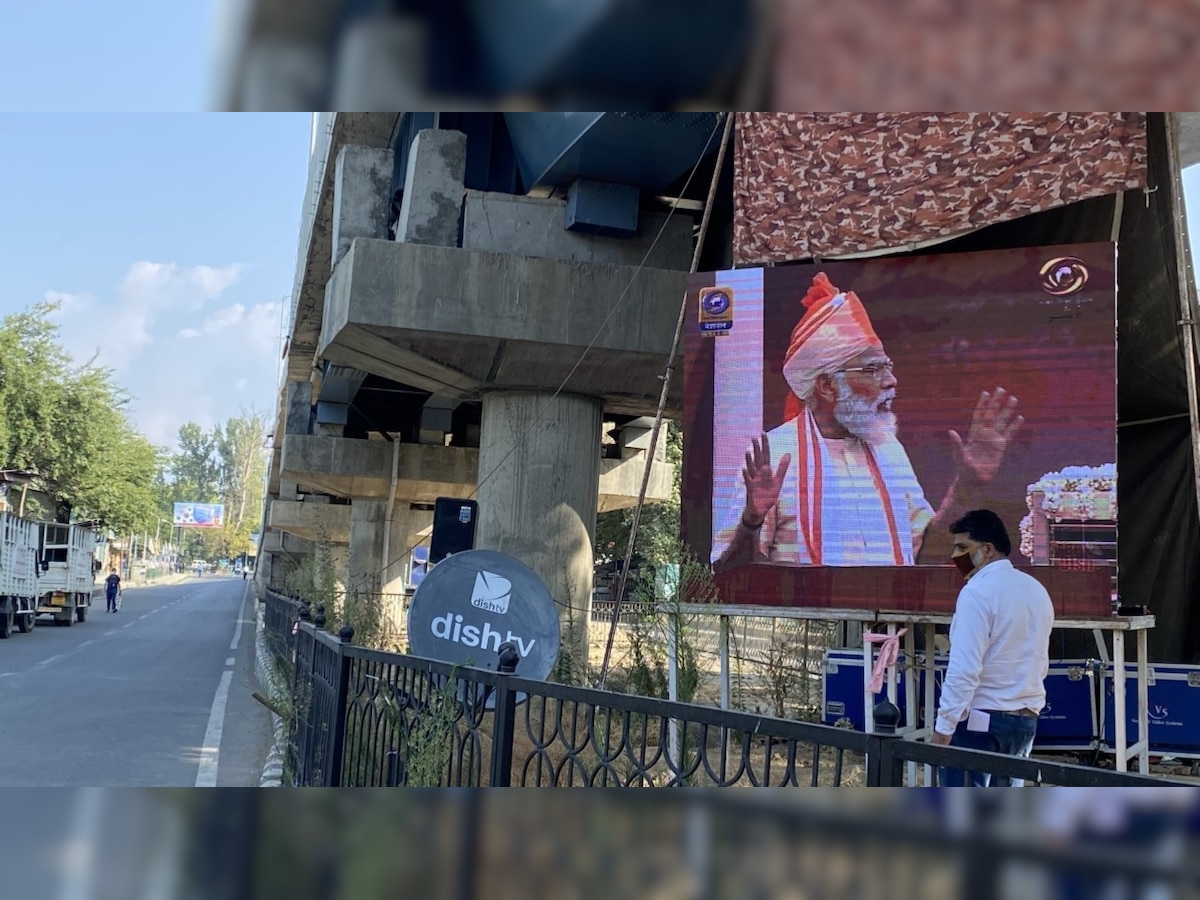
[475, 391, 602, 671]
[332, 145, 395, 270]
[348, 499, 435, 596]
[285, 381, 313, 436]
[326, 542, 350, 602]
[256, 552, 273, 592]
[395, 129, 466, 248]
[349, 499, 387, 596]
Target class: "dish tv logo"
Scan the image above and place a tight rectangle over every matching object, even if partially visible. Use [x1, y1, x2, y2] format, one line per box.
[471, 571, 510, 614]
[428, 570, 536, 657]
[430, 614, 536, 658]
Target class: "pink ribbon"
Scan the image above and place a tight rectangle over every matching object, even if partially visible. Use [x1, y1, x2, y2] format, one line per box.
[863, 629, 907, 693]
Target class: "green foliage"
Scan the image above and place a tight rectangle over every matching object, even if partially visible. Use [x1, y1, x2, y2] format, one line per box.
[169, 411, 268, 561]
[594, 420, 682, 567]
[604, 540, 717, 701]
[0, 302, 268, 558]
[214, 411, 269, 527]
[0, 302, 161, 532]
[282, 542, 340, 612]
[172, 423, 222, 504]
[395, 674, 462, 787]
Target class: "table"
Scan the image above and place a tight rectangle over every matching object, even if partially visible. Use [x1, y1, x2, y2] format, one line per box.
[669, 605, 1155, 776]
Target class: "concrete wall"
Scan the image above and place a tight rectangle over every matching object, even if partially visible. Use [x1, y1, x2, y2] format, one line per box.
[279, 433, 672, 510]
[267, 500, 352, 543]
[319, 239, 687, 415]
[279, 435, 479, 502]
[462, 191, 693, 270]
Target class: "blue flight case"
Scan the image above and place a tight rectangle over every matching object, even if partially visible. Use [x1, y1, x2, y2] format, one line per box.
[1101, 662, 1200, 757]
[821, 648, 911, 729]
[822, 649, 1098, 749]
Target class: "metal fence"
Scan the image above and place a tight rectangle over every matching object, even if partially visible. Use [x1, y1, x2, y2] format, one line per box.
[261, 594, 1189, 788]
[262, 591, 302, 661]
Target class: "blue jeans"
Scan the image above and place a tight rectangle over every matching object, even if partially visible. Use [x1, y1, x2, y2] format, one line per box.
[938, 711, 1037, 787]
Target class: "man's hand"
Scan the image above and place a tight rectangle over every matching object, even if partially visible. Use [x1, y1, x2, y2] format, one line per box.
[741, 433, 791, 527]
[948, 387, 1024, 484]
[930, 730, 953, 746]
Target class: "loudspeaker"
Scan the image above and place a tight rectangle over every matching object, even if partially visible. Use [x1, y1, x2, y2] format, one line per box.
[430, 498, 478, 563]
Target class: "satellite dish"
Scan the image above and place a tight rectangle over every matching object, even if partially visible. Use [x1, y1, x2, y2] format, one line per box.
[407, 549, 561, 680]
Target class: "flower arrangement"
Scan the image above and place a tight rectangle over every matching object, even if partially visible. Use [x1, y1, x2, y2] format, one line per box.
[1019, 514, 1035, 559]
[1024, 463, 1117, 522]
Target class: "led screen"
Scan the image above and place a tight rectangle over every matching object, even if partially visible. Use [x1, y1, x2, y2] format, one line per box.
[682, 243, 1116, 612]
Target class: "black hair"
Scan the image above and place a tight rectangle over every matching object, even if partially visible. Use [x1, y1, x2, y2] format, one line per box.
[949, 509, 1011, 556]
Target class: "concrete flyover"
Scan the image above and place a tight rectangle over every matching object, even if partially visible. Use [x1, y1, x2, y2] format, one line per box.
[261, 115, 702, 662]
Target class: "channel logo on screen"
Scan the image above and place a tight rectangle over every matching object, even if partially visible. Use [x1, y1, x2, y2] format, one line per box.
[1040, 257, 1089, 295]
[698, 286, 734, 335]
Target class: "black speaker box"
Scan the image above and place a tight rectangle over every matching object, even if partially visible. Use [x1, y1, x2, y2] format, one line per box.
[430, 498, 478, 563]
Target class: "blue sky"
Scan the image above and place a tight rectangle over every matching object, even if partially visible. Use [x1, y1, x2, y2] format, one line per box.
[3, 3, 211, 111]
[0, 114, 312, 449]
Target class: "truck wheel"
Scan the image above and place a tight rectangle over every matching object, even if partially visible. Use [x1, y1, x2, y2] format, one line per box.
[76, 606, 87, 624]
[17, 613, 35, 633]
[62, 609, 73, 627]
[0, 609, 12, 639]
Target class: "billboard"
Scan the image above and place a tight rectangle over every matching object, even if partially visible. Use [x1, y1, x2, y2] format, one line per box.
[683, 243, 1117, 613]
[173, 502, 226, 529]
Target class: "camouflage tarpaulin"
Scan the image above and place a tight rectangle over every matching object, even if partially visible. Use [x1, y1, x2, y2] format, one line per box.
[733, 112, 1149, 265]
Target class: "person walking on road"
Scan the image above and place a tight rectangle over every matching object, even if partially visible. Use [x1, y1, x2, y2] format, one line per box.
[105, 569, 122, 613]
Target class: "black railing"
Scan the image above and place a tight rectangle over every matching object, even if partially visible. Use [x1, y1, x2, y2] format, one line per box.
[277, 619, 1192, 788]
[878, 731, 1175, 787]
[262, 591, 303, 661]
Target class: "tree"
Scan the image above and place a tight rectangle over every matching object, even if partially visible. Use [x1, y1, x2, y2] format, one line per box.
[594, 421, 683, 570]
[172, 423, 221, 504]
[168, 412, 268, 563]
[0, 302, 163, 532]
[215, 410, 269, 529]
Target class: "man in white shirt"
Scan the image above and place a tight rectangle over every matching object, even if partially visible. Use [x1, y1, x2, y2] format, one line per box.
[931, 509, 1054, 787]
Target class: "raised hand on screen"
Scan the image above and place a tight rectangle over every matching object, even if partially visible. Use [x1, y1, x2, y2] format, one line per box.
[741, 433, 791, 528]
[948, 388, 1024, 484]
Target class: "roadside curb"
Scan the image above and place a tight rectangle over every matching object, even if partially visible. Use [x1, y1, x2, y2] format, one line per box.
[254, 602, 288, 788]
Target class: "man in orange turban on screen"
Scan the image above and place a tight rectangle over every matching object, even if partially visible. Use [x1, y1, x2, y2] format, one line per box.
[713, 273, 1025, 569]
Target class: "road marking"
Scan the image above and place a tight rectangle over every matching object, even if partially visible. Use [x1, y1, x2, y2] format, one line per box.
[229, 586, 249, 651]
[35, 654, 65, 670]
[225, 657, 235, 666]
[77, 640, 94, 650]
[195, 669, 233, 787]
[57, 787, 104, 900]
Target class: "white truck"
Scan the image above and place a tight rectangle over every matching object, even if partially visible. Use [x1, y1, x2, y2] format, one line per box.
[0, 511, 40, 638]
[35, 522, 98, 626]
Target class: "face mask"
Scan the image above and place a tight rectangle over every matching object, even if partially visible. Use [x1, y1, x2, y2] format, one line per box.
[953, 546, 987, 577]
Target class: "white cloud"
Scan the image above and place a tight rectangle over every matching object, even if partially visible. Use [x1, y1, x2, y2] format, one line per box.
[121, 261, 242, 310]
[44, 261, 272, 452]
[129, 298, 282, 450]
[49, 260, 244, 373]
[177, 303, 247, 339]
